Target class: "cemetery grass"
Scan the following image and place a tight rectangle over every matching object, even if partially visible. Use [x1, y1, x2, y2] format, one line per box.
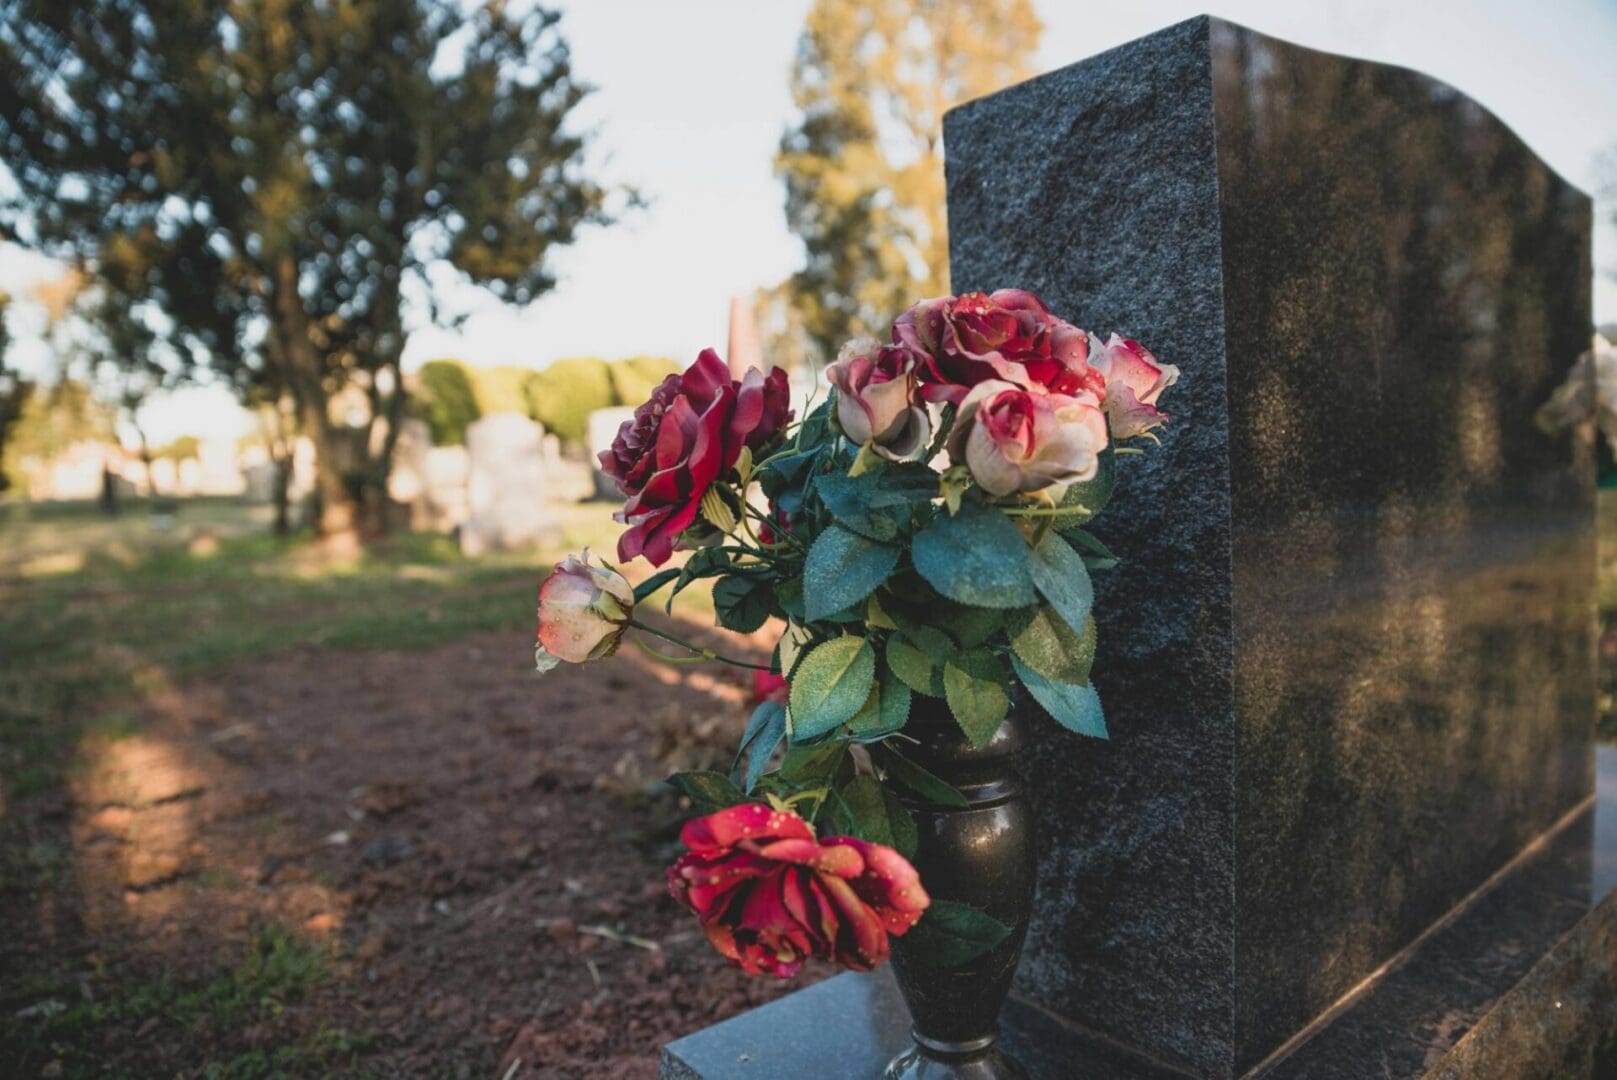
[0, 497, 805, 1078]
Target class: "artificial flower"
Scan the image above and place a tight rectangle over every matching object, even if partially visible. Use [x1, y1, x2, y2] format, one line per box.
[894, 289, 1102, 404]
[667, 803, 929, 976]
[826, 337, 931, 461]
[534, 551, 634, 672]
[1089, 333, 1179, 439]
[948, 380, 1109, 495]
[600, 349, 792, 566]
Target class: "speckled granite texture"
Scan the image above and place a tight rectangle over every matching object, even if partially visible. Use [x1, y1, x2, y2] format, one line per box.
[943, 15, 1596, 1076]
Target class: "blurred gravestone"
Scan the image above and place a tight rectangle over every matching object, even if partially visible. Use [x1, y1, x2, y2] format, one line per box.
[388, 418, 432, 523]
[460, 414, 557, 554]
[422, 446, 471, 533]
[587, 406, 635, 501]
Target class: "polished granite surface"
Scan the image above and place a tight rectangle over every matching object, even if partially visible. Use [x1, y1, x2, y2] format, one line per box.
[665, 750, 1617, 1079]
[944, 15, 1595, 1074]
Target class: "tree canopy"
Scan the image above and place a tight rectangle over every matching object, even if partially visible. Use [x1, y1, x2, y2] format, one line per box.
[0, 0, 618, 533]
[776, 0, 1042, 362]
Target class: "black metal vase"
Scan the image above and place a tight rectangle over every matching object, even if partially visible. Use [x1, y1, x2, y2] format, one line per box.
[884, 696, 1036, 1079]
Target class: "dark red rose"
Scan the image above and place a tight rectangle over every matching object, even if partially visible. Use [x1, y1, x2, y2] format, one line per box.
[600, 349, 792, 567]
[893, 289, 1102, 404]
[667, 803, 929, 977]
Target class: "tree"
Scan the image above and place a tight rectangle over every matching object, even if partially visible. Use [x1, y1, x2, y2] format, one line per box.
[412, 359, 482, 446]
[0, 1, 619, 536]
[0, 292, 29, 494]
[776, 0, 1042, 361]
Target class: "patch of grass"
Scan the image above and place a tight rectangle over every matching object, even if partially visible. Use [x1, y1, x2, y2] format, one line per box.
[1, 924, 353, 1077]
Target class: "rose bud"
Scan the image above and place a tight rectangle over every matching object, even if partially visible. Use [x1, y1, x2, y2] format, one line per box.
[947, 380, 1110, 496]
[1089, 333, 1179, 439]
[894, 289, 1101, 404]
[534, 550, 634, 673]
[600, 349, 793, 567]
[826, 337, 931, 461]
[667, 803, 929, 977]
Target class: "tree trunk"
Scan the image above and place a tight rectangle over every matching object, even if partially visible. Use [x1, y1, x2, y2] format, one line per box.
[272, 453, 293, 536]
[270, 255, 361, 542]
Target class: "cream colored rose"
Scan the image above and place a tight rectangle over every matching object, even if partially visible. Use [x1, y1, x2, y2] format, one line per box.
[534, 550, 635, 671]
[827, 337, 931, 461]
[947, 380, 1109, 496]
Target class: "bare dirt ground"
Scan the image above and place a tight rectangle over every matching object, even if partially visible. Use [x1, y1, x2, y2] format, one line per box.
[4, 617, 821, 1078]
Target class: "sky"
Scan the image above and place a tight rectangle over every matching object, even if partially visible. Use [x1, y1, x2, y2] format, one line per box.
[3, 0, 1616, 442]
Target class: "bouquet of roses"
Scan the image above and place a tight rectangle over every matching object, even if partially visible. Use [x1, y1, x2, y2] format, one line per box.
[535, 288, 1176, 978]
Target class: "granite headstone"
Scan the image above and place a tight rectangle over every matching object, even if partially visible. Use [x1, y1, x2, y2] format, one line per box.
[942, 15, 1595, 1075]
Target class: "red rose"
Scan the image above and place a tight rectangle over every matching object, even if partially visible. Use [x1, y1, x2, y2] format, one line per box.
[600, 349, 791, 567]
[667, 803, 929, 977]
[752, 669, 789, 704]
[894, 289, 1102, 404]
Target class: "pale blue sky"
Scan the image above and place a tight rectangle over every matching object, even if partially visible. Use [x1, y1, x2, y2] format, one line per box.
[5, 0, 1616, 440]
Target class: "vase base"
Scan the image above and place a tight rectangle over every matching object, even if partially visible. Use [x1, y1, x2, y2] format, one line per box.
[882, 1041, 1030, 1080]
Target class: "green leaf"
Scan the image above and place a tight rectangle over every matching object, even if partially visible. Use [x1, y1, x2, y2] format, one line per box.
[712, 574, 774, 634]
[731, 700, 788, 792]
[901, 899, 1013, 967]
[1007, 607, 1097, 684]
[1027, 533, 1093, 636]
[1060, 527, 1117, 564]
[912, 499, 1036, 609]
[887, 634, 945, 697]
[775, 578, 805, 620]
[867, 463, 941, 507]
[632, 567, 682, 604]
[950, 606, 1005, 650]
[943, 651, 1010, 747]
[804, 526, 900, 622]
[871, 743, 968, 808]
[778, 742, 847, 783]
[847, 675, 911, 741]
[814, 472, 899, 540]
[836, 775, 915, 852]
[789, 636, 877, 740]
[665, 770, 747, 814]
[666, 546, 730, 613]
[1012, 656, 1107, 739]
[1053, 444, 1114, 524]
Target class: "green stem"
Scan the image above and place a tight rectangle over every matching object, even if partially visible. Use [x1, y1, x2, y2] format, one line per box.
[628, 619, 774, 672]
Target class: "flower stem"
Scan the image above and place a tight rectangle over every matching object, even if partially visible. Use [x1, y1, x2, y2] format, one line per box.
[628, 620, 774, 672]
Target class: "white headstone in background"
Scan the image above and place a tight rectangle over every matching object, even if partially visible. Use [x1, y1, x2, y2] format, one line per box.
[586, 406, 635, 501]
[460, 413, 556, 554]
[388, 418, 432, 506]
[422, 446, 470, 532]
[197, 437, 246, 495]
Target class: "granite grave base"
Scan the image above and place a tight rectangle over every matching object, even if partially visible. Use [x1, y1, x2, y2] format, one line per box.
[663, 751, 1616, 1078]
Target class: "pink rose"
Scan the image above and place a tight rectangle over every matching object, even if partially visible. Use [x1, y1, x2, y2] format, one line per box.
[947, 380, 1109, 496]
[667, 803, 929, 977]
[826, 337, 930, 460]
[894, 289, 1102, 404]
[1089, 333, 1179, 439]
[534, 551, 634, 672]
[599, 349, 792, 566]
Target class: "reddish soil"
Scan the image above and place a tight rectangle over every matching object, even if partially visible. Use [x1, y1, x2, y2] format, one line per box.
[6, 618, 825, 1077]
